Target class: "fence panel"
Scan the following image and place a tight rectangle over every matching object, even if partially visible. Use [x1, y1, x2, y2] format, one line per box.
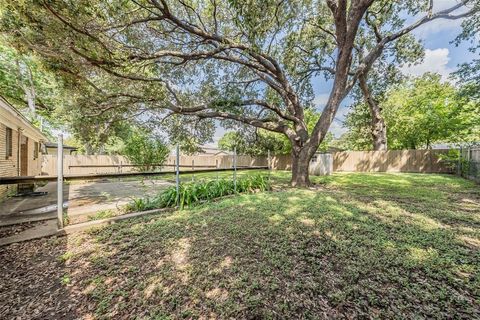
[270, 154, 292, 170]
[42, 154, 269, 176]
[42, 155, 132, 176]
[41, 149, 453, 177]
[333, 149, 452, 173]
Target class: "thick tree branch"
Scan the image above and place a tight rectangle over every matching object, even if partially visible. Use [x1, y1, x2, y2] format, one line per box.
[350, 0, 478, 92]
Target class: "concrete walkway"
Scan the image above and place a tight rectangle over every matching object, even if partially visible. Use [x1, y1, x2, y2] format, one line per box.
[0, 178, 172, 226]
[0, 219, 58, 246]
[0, 208, 172, 246]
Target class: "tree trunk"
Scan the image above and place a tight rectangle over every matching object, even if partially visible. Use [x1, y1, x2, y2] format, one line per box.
[359, 75, 387, 151]
[290, 149, 311, 187]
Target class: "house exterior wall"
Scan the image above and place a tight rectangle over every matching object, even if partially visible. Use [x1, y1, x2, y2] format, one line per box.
[0, 123, 19, 198]
[27, 135, 42, 176]
[0, 97, 48, 200]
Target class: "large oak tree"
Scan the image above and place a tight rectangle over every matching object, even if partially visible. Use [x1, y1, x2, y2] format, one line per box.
[1, 0, 477, 186]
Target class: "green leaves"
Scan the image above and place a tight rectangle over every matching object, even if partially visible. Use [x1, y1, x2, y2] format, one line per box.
[164, 174, 271, 209]
[343, 73, 479, 150]
[123, 128, 169, 172]
[126, 174, 271, 211]
[384, 74, 472, 149]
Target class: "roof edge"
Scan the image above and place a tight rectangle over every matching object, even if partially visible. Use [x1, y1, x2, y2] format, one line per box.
[0, 95, 49, 141]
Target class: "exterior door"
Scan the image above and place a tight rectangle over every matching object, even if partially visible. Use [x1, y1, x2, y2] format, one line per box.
[20, 135, 28, 176]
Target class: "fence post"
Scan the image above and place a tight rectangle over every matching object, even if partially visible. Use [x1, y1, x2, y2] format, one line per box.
[216, 159, 219, 181]
[57, 134, 64, 229]
[192, 159, 195, 182]
[233, 146, 237, 192]
[175, 144, 180, 207]
[267, 149, 271, 180]
[458, 147, 462, 176]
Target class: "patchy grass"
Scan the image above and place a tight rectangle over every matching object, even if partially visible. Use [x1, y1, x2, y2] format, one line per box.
[87, 209, 118, 221]
[0, 173, 479, 318]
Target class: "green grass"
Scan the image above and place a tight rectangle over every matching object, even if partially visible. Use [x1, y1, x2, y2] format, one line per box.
[87, 209, 118, 221]
[7, 172, 480, 318]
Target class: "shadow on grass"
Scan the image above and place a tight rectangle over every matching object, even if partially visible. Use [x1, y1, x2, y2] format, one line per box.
[1, 173, 479, 318]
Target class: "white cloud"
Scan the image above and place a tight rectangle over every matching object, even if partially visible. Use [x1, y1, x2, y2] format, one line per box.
[400, 48, 454, 79]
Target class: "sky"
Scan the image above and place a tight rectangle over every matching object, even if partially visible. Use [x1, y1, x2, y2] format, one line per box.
[208, 0, 477, 148]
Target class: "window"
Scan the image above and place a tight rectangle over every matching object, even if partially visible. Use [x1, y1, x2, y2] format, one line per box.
[5, 127, 12, 159]
[34, 141, 39, 159]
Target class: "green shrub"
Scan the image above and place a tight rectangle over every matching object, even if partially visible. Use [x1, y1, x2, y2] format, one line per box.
[439, 149, 470, 176]
[123, 128, 169, 172]
[126, 174, 271, 211]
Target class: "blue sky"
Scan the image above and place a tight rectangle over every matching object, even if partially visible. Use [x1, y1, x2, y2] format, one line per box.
[210, 0, 477, 147]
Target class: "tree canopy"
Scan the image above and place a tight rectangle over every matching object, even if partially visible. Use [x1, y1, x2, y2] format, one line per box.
[342, 74, 480, 150]
[0, 0, 478, 185]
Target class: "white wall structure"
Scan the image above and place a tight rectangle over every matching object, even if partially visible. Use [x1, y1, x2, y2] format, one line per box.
[309, 153, 333, 176]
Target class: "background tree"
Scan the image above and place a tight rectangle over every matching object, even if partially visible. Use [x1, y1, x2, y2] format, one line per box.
[455, 2, 480, 99]
[337, 104, 375, 151]
[454, 1, 480, 145]
[219, 109, 334, 155]
[352, 1, 426, 151]
[219, 130, 291, 156]
[385, 74, 464, 149]
[343, 74, 478, 149]
[123, 128, 169, 172]
[219, 129, 334, 155]
[355, 37, 422, 150]
[0, 37, 68, 136]
[1, 0, 476, 186]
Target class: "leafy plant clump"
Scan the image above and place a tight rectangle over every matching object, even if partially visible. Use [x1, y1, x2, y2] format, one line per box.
[126, 174, 271, 211]
[123, 128, 169, 172]
[438, 149, 470, 176]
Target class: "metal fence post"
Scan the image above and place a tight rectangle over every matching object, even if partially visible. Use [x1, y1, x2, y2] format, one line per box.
[176, 144, 180, 207]
[192, 159, 195, 182]
[216, 159, 219, 181]
[233, 146, 237, 192]
[458, 147, 462, 176]
[268, 149, 271, 180]
[57, 134, 64, 229]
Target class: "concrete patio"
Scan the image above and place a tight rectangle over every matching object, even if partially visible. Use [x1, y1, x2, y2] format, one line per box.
[0, 178, 172, 226]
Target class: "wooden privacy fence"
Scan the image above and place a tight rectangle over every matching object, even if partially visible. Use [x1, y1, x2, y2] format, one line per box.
[265, 154, 334, 175]
[333, 149, 452, 173]
[268, 150, 451, 173]
[41, 149, 452, 176]
[41, 154, 268, 176]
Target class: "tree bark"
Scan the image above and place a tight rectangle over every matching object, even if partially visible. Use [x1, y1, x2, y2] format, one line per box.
[291, 152, 311, 187]
[290, 143, 313, 187]
[359, 75, 387, 150]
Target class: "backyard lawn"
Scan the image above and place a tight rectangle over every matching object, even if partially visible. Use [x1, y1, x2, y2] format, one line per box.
[0, 172, 479, 318]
